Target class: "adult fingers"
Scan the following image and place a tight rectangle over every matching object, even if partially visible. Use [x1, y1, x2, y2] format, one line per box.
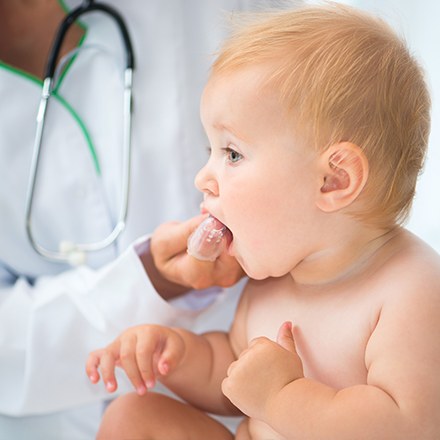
[151, 215, 207, 263]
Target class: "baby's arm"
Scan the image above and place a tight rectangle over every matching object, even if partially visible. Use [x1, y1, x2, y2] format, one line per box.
[223, 278, 440, 439]
[161, 328, 241, 415]
[86, 324, 240, 416]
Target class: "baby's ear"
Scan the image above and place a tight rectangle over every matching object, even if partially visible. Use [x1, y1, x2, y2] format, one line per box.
[316, 142, 368, 212]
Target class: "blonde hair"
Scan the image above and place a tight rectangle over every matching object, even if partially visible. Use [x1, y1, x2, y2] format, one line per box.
[212, 3, 431, 228]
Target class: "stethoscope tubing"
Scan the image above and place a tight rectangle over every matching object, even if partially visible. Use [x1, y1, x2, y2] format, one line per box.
[25, 0, 134, 265]
[46, 0, 135, 77]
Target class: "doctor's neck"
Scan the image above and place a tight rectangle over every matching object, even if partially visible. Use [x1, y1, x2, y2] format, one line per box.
[0, 0, 84, 79]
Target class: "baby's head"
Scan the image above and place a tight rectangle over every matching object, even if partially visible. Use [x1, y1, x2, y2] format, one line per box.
[210, 3, 431, 229]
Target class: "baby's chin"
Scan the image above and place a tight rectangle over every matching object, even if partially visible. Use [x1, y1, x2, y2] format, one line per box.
[229, 248, 270, 281]
[241, 265, 271, 281]
[236, 247, 290, 281]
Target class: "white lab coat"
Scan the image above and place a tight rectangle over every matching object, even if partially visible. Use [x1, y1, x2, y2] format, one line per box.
[5, 1, 436, 438]
[0, 0, 280, 437]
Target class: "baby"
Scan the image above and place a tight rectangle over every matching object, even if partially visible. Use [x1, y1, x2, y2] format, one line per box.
[86, 3, 440, 439]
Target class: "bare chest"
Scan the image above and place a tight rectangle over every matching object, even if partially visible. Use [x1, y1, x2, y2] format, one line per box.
[245, 282, 380, 389]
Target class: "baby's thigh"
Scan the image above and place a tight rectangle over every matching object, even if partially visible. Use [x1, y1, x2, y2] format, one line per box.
[97, 391, 234, 440]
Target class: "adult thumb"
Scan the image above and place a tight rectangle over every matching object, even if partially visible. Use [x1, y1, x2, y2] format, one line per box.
[276, 321, 297, 353]
[152, 214, 207, 258]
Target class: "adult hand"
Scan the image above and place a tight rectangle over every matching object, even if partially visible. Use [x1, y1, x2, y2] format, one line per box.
[222, 322, 303, 419]
[147, 215, 244, 298]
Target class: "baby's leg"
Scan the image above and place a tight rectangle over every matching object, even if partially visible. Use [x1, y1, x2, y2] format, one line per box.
[97, 391, 234, 440]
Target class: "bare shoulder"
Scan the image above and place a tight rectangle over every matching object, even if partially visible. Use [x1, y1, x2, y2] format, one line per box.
[377, 228, 440, 327]
[373, 229, 440, 335]
[365, 231, 440, 404]
[382, 229, 440, 299]
[365, 231, 440, 430]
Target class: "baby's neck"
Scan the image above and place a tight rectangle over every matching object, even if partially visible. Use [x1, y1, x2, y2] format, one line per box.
[290, 223, 400, 286]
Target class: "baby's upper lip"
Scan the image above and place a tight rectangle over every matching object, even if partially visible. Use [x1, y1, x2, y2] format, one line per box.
[200, 203, 209, 215]
[200, 202, 217, 220]
[200, 203, 231, 234]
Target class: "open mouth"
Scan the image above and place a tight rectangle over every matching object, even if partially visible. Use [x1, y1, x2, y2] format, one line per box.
[187, 215, 233, 262]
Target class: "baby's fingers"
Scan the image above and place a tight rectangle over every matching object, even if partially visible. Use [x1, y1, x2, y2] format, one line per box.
[135, 331, 163, 389]
[119, 334, 150, 396]
[154, 330, 185, 377]
[86, 349, 104, 384]
[99, 348, 119, 393]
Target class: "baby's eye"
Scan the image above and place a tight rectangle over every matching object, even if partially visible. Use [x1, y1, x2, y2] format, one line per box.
[224, 147, 243, 164]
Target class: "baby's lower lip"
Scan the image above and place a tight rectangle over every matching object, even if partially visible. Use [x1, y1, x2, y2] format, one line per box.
[210, 216, 233, 238]
[227, 239, 235, 256]
[204, 215, 238, 260]
[201, 214, 239, 262]
[210, 215, 234, 252]
[214, 224, 233, 255]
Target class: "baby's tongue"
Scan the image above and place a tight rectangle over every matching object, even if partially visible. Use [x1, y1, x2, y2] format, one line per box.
[187, 215, 231, 262]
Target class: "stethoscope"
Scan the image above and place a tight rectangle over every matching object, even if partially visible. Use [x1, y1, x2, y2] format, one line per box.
[25, 0, 134, 266]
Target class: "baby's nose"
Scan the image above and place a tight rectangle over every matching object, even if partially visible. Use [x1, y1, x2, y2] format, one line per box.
[194, 165, 219, 197]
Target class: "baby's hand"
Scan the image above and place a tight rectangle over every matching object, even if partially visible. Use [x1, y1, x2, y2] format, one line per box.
[222, 322, 303, 419]
[86, 325, 185, 395]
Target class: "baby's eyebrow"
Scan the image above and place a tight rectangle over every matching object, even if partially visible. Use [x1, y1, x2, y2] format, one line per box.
[213, 122, 231, 132]
[212, 122, 245, 143]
